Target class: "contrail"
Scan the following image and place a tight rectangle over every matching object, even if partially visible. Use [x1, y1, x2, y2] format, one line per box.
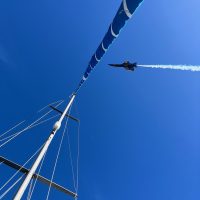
[138, 65, 200, 72]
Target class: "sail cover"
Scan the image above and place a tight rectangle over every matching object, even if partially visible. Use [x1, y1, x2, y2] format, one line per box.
[75, 0, 143, 93]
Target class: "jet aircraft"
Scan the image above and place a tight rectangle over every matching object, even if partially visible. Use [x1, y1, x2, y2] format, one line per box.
[108, 61, 137, 71]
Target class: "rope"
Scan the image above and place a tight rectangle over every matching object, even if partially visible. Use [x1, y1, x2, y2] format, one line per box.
[0, 120, 25, 139]
[0, 174, 24, 200]
[45, 108, 71, 200]
[0, 142, 45, 192]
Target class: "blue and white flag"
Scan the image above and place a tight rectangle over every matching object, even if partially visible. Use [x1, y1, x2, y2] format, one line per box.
[75, 0, 143, 93]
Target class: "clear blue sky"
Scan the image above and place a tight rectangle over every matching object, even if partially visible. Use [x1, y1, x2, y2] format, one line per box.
[1, 0, 200, 199]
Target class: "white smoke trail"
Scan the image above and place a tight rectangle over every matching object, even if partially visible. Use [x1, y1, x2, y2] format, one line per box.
[139, 65, 200, 72]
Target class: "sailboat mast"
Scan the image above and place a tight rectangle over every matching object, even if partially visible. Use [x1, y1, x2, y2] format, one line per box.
[13, 94, 76, 200]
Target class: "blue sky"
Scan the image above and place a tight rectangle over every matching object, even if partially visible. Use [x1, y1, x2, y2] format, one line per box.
[0, 0, 200, 199]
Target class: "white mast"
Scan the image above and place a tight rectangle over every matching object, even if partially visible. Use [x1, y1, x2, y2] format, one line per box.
[13, 94, 76, 200]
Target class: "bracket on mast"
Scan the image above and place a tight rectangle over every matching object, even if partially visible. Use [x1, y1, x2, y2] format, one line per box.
[0, 156, 77, 198]
[49, 105, 79, 122]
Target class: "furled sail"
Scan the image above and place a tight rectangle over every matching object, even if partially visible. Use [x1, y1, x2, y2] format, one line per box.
[75, 0, 143, 93]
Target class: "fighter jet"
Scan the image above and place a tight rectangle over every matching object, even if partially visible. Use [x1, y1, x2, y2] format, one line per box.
[108, 61, 137, 71]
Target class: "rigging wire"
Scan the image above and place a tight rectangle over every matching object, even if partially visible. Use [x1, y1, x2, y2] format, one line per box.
[0, 174, 24, 200]
[0, 101, 63, 149]
[28, 151, 47, 200]
[67, 100, 80, 194]
[27, 178, 33, 200]
[38, 100, 64, 113]
[0, 120, 25, 139]
[75, 120, 80, 195]
[0, 99, 63, 140]
[0, 110, 51, 148]
[0, 99, 79, 199]
[66, 123, 76, 192]
[0, 114, 60, 143]
[29, 114, 60, 129]
[45, 107, 71, 200]
[0, 142, 45, 192]
[74, 101, 80, 194]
